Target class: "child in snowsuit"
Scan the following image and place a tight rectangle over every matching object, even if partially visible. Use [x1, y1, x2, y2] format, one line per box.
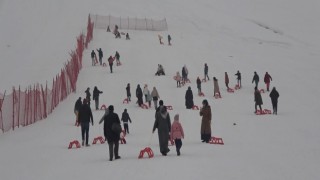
[170, 114, 184, 156]
[121, 109, 132, 134]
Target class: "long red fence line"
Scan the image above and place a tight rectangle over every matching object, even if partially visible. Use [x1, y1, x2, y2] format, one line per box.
[0, 15, 94, 133]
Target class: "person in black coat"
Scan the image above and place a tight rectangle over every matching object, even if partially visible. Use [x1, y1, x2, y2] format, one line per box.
[85, 87, 91, 106]
[74, 97, 82, 125]
[196, 77, 202, 94]
[126, 83, 131, 101]
[204, 63, 209, 81]
[252, 71, 260, 88]
[185, 86, 194, 109]
[235, 70, 241, 88]
[121, 109, 132, 134]
[78, 99, 94, 146]
[115, 51, 121, 65]
[269, 87, 280, 115]
[136, 84, 143, 107]
[93, 86, 103, 110]
[104, 105, 121, 161]
[91, 50, 96, 66]
[96, 48, 103, 65]
[254, 86, 263, 113]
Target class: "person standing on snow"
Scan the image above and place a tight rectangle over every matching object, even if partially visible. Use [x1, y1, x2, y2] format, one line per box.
[264, 72, 273, 91]
[175, 71, 182, 87]
[153, 105, 171, 156]
[136, 84, 143, 107]
[74, 97, 82, 126]
[143, 84, 149, 102]
[196, 77, 202, 94]
[252, 71, 260, 88]
[151, 87, 160, 110]
[121, 109, 132, 134]
[200, 99, 212, 143]
[85, 87, 91, 106]
[96, 48, 103, 66]
[168, 34, 172, 45]
[213, 77, 221, 97]
[115, 51, 121, 65]
[170, 114, 184, 156]
[254, 86, 263, 113]
[225, 72, 230, 89]
[93, 86, 103, 110]
[185, 86, 194, 109]
[126, 83, 131, 102]
[182, 65, 189, 83]
[78, 99, 94, 146]
[91, 50, 97, 66]
[204, 63, 209, 81]
[108, 56, 114, 73]
[104, 105, 121, 161]
[235, 70, 241, 88]
[269, 87, 279, 115]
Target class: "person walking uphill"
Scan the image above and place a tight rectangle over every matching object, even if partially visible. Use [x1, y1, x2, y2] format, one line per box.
[74, 97, 82, 126]
[264, 72, 273, 91]
[78, 99, 94, 146]
[104, 105, 121, 161]
[204, 63, 209, 81]
[97, 48, 103, 66]
[126, 83, 131, 102]
[225, 72, 230, 89]
[252, 71, 260, 88]
[254, 86, 263, 113]
[121, 109, 132, 134]
[153, 106, 171, 156]
[185, 86, 194, 109]
[85, 87, 91, 106]
[108, 56, 114, 73]
[269, 87, 279, 115]
[151, 87, 160, 110]
[170, 114, 184, 156]
[136, 84, 143, 107]
[235, 70, 241, 88]
[200, 99, 212, 143]
[93, 86, 103, 110]
[91, 50, 96, 66]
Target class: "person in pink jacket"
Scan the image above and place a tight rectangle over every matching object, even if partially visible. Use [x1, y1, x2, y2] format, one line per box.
[170, 114, 184, 156]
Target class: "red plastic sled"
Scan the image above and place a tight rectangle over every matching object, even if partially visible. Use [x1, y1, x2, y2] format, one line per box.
[227, 88, 234, 93]
[100, 104, 107, 110]
[120, 130, 127, 144]
[260, 89, 265, 93]
[201, 79, 207, 82]
[256, 109, 272, 115]
[166, 105, 173, 110]
[214, 93, 222, 99]
[209, 137, 224, 145]
[123, 98, 129, 104]
[192, 105, 199, 110]
[68, 140, 81, 149]
[198, 92, 205, 97]
[138, 147, 154, 159]
[141, 104, 149, 109]
[102, 63, 107, 67]
[93, 136, 105, 145]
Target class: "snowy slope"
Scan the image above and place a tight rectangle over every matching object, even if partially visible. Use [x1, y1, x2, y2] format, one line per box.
[1, 0, 320, 180]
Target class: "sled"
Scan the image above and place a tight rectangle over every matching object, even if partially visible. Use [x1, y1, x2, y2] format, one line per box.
[102, 63, 107, 67]
[68, 140, 81, 149]
[120, 130, 127, 144]
[100, 104, 107, 110]
[260, 89, 265, 93]
[209, 136, 224, 145]
[198, 92, 205, 97]
[138, 147, 154, 159]
[201, 79, 207, 83]
[123, 98, 129, 104]
[214, 93, 222, 99]
[92, 136, 105, 145]
[166, 105, 173, 110]
[235, 84, 240, 90]
[255, 109, 272, 115]
[140, 104, 149, 109]
[192, 105, 199, 110]
[227, 88, 234, 93]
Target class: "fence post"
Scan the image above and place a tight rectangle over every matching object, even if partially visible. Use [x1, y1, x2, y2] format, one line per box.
[0, 91, 6, 133]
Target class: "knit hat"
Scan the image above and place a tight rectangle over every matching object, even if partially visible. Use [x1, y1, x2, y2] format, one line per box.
[174, 114, 179, 121]
[108, 105, 114, 112]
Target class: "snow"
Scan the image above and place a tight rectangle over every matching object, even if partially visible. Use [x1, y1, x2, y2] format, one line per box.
[1, 0, 320, 179]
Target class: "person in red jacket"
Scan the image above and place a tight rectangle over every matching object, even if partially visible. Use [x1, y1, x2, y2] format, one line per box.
[264, 72, 273, 91]
[108, 56, 114, 73]
[170, 114, 184, 156]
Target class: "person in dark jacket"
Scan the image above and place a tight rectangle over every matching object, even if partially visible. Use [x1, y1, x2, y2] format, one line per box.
[235, 70, 241, 88]
[108, 56, 114, 73]
[136, 84, 143, 107]
[185, 86, 194, 109]
[74, 97, 82, 125]
[115, 51, 121, 65]
[126, 83, 131, 102]
[269, 87, 279, 115]
[168, 34, 172, 45]
[196, 77, 202, 94]
[121, 109, 132, 134]
[252, 71, 260, 88]
[85, 87, 91, 106]
[104, 105, 121, 161]
[254, 86, 263, 113]
[91, 50, 96, 66]
[264, 72, 273, 91]
[200, 99, 212, 143]
[96, 48, 103, 66]
[78, 99, 94, 146]
[93, 86, 103, 110]
[204, 63, 209, 81]
[153, 106, 171, 156]
[126, 33, 130, 40]
[225, 72, 230, 89]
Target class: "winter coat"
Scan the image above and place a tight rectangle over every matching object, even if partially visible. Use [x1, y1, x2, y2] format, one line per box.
[78, 104, 93, 124]
[213, 79, 220, 94]
[97, 49, 103, 58]
[170, 119, 184, 140]
[115, 52, 120, 60]
[151, 88, 160, 101]
[146, 90, 152, 102]
[252, 74, 259, 84]
[74, 99, 82, 112]
[93, 88, 102, 101]
[143, 87, 149, 96]
[185, 88, 194, 109]
[269, 89, 279, 103]
[254, 90, 263, 105]
[225, 74, 229, 84]
[121, 112, 132, 123]
[235, 72, 241, 80]
[197, 78, 201, 89]
[200, 105, 212, 135]
[176, 72, 181, 81]
[153, 107, 171, 153]
[126, 85, 131, 97]
[91, 51, 96, 58]
[204, 64, 208, 74]
[108, 56, 114, 65]
[264, 73, 272, 83]
[85, 89, 91, 101]
[136, 86, 143, 105]
[104, 111, 121, 143]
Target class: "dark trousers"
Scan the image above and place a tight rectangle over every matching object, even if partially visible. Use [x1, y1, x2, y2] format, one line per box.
[81, 123, 90, 145]
[255, 103, 262, 112]
[205, 73, 209, 80]
[174, 139, 182, 153]
[124, 123, 129, 134]
[109, 64, 113, 73]
[99, 57, 102, 65]
[108, 141, 119, 160]
[272, 100, 278, 114]
[201, 133, 211, 143]
[95, 99, 99, 110]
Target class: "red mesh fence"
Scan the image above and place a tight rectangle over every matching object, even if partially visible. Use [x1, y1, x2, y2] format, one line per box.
[0, 15, 94, 133]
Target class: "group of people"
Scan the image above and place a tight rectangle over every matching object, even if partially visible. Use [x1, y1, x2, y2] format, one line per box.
[129, 83, 161, 110]
[90, 48, 121, 73]
[158, 34, 172, 45]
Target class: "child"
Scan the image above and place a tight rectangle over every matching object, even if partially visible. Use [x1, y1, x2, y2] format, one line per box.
[170, 114, 184, 156]
[121, 109, 132, 134]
